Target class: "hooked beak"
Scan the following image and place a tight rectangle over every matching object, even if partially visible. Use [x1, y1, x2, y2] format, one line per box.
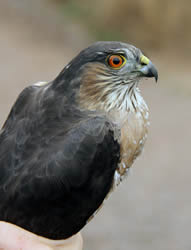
[139, 55, 158, 82]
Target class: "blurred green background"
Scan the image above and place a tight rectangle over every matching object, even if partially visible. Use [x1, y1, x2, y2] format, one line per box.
[55, 0, 191, 53]
[0, 1, 191, 250]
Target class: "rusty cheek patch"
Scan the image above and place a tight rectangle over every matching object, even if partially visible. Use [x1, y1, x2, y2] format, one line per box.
[78, 63, 111, 110]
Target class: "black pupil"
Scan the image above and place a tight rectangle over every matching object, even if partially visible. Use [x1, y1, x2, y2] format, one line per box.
[113, 57, 121, 65]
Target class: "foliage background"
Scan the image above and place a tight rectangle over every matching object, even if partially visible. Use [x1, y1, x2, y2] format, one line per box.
[55, 0, 191, 53]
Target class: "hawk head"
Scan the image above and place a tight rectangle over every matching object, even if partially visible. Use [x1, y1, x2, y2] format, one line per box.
[54, 41, 158, 112]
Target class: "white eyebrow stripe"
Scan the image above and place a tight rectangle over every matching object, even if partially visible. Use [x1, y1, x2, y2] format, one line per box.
[112, 49, 126, 54]
[96, 52, 105, 55]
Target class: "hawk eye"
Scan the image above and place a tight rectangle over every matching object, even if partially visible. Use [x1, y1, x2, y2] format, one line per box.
[107, 55, 126, 69]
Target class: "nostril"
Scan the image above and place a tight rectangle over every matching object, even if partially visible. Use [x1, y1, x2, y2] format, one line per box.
[140, 55, 150, 66]
[140, 61, 147, 66]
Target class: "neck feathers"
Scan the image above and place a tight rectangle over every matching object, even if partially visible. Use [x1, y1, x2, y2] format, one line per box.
[79, 80, 148, 116]
[78, 62, 148, 115]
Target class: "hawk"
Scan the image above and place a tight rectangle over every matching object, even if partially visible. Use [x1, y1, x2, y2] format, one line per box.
[0, 42, 158, 240]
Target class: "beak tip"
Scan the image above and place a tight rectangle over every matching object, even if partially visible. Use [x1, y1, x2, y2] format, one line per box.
[154, 72, 158, 83]
[139, 61, 158, 83]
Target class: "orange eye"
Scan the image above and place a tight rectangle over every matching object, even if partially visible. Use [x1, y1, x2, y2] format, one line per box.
[108, 55, 125, 69]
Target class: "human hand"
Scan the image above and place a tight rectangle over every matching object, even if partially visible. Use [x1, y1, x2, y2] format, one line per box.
[0, 221, 83, 250]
